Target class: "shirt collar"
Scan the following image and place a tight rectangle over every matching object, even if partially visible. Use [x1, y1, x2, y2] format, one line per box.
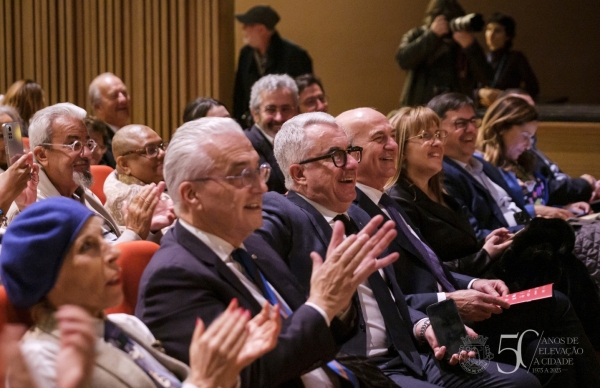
[451, 156, 483, 174]
[179, 219, 245, 263]
[356, 182, 384, 204]
[295, 192, 345, 224]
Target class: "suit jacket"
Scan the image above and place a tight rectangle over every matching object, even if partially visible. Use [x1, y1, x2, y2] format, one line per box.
[22, 314, 189, 388]
[246, 125, 286, 194]
[233, 31, 312, 124]
[387, 179, 495, 277]
[353, 188, 473, 313]
[136, 221, 351, 388]
[442, 156, 526, 241]
[257, 191, 427, 375]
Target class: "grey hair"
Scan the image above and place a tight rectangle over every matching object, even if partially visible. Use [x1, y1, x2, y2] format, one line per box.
[164, 117, 245, 213]
[0, 105, 24, 128]
[274, 112, 338, 189]
[29, 103, 87, 152]
[88, 72, 115, 109]
[249, 74, 299, 113]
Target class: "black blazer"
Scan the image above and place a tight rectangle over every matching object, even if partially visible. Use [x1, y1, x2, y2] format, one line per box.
[387, 179, 497, 277]
[256, 190, 426, 375]
[136, 221, 352, 388]
[353, 188, 473, 313]
[442, 156, 525, 240]
[233, 31, 312, 124]
[245, 125, 286, 194]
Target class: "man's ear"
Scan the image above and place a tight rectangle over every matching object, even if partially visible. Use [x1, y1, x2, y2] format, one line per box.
[33, 146, 49, 169]
[116, 156, 132, 175]
[289, 164, 306, 187]
[250, 109, 261, 126]
[179, 181, 202, 211]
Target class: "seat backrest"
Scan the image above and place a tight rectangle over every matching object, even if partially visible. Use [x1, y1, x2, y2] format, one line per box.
[105, 241, 160, 315]
[0, 286, 32, 331]
[89, 165, 114, 205]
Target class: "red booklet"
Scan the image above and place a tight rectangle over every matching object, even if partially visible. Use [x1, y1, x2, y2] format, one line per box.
[501, 284, 553, 305]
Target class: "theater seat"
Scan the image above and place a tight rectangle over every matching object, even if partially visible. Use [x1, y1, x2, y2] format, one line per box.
[105, 241, 160, 315]
[90, 165, 114, 205]
[0, 286, 32, 331]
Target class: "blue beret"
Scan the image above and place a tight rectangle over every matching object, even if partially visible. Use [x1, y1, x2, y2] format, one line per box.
[0, 197, 95, 309]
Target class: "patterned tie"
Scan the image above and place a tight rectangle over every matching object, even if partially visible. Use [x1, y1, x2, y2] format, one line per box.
[379, 193, 456, 292]
[104, 320, 182, 388]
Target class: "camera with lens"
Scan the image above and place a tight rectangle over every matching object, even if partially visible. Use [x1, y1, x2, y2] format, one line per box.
[449, 13, 484, 32]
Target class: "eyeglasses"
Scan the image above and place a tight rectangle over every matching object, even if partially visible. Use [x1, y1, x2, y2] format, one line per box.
[298, 146, 363, 168]
[122, 142, 168, 158]
[41, 139, 97, 154]
[452, 117, 482, 131]
[260, 105, 296, 116]
[407, 130, 448, 144]
[190, 163, 271, 188]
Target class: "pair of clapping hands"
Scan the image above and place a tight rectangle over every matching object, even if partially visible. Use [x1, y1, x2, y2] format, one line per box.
[0, 302, 282, 388]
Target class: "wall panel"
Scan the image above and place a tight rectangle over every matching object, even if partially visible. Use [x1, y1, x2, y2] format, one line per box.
[1, 0, 234, 139]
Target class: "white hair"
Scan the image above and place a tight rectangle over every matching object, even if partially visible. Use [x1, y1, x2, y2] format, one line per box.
[164, 117, 245, 213]
[88, 72, 116, 109]
[274, 112, 338, 189]
[249, 74, 298, 113]
[29, 103, 87, 152]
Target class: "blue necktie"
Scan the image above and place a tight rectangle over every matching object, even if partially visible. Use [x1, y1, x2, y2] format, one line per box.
[379, 193, 456, 292]
[231, 248, 359, 388]
[104, 320, 182, 388]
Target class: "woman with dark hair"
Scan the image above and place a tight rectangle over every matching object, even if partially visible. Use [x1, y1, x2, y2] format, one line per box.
[182, 98, 230, 123]
[2, 79, 46, 136]
[477, 96, 589, 219]
[0, 197, 280, 388]
[477, 13, 539, 106]
[386, 106, 512, 276]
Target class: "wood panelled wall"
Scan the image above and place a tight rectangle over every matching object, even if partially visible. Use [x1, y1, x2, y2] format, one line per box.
[0, 0, 234, 139]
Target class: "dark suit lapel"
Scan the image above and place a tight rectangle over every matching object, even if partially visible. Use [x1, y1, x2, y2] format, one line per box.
[173, 222, 262, 313]
[354, 188, 422, 259]
[245, 234, 307, 310]
[248, 126, 286, 188]
[286, 191, 332, 247]
[445, 157, 508, 227]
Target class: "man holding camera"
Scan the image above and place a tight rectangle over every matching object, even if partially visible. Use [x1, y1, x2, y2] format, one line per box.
[395, 0, 493, 106]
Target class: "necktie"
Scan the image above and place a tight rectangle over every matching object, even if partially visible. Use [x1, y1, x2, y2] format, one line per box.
[379, 193, 456, 292]
[333, 214, 360, 235]
[104, 320, 182, 388]
[232, 248, 358, 388]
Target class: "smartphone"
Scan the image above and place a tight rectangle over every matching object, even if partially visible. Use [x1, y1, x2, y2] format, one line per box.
[426, 299, 467, 359]
[507, 227, 526, 241]
[2, 122, 24, 166]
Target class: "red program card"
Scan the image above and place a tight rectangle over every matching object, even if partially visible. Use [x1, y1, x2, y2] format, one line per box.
[501, 284, 553, 305]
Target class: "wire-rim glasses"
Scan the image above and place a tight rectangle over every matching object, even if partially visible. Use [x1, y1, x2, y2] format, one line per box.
[190, 163, 271, 188]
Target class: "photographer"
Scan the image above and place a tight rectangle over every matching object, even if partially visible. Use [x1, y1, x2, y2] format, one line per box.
[396, 0, 493, 106]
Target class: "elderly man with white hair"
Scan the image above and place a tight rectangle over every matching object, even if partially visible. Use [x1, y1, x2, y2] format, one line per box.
[245, 74, 299, 194]
[136, 116, 400, 387]
[88, 72, 131, 167]
[7, 103, 163, 243]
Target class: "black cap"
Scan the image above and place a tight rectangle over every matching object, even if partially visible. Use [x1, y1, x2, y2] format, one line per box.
[235, 5, 280, 29]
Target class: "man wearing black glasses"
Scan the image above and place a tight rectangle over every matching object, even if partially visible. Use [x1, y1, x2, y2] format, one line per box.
[102, 124, 176, 234]
[7, 103, 161, 243]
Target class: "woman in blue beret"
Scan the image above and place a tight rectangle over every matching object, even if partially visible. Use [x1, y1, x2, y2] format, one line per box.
[0, 197, 280, 388]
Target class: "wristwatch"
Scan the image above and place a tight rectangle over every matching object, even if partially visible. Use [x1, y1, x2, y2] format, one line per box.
[419, 319, 431, 342]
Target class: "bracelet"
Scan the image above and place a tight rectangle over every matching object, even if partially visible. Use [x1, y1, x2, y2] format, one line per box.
[419, 319, 431, 342]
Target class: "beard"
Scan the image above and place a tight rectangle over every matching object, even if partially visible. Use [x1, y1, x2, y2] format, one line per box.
[73, 170, 93, 188]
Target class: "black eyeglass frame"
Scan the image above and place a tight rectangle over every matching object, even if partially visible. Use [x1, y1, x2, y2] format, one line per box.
[452, 117, 482, 131]
[298, 146, 363, 168]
